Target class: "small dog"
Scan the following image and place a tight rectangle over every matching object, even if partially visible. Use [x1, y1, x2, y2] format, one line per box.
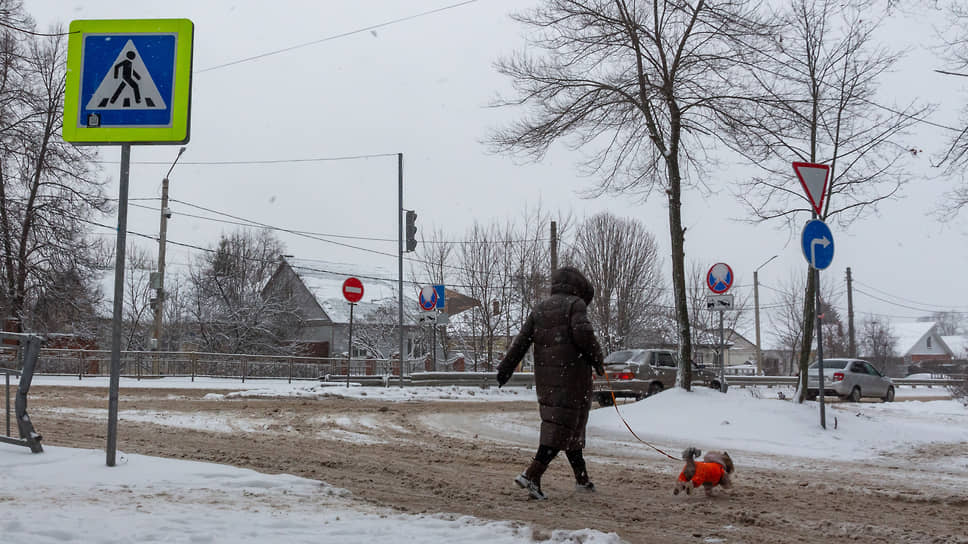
[673, 447, 734, 497]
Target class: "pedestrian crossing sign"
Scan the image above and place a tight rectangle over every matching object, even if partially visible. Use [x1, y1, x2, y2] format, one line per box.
[63, 19, 194, 145]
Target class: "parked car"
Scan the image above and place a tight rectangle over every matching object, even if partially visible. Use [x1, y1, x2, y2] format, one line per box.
[805, 358, 895, 402]
[591, 349, 722, 406]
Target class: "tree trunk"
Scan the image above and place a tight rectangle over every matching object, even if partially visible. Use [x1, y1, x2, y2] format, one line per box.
[668, 160, 692, 391]
[796, 267, 816, 402]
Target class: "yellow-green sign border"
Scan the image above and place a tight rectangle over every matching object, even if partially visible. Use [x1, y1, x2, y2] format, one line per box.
[63, 18, 194, 145]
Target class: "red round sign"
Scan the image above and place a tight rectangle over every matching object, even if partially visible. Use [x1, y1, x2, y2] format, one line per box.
[342, 277, 364, 303]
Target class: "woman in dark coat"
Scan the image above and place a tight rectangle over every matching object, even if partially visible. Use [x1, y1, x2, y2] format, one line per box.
[496, 266, 605, 500]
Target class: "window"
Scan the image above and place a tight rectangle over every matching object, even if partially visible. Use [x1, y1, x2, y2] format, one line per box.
[655, 352, 676, 367]
[927, 336, 932, 350]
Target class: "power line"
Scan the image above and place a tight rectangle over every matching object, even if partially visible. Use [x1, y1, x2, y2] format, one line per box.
[196, 0, 478, 73]
[92, 152, 399, 166]
[852, 286, 963, 314]
[853, 279, 968, 311]
[0, 21, 77, 37]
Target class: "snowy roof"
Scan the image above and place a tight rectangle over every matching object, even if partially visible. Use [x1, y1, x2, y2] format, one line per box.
[942, 335, 968, 359]
[286, 259, 407, 324]
[890, 321, 937, 356]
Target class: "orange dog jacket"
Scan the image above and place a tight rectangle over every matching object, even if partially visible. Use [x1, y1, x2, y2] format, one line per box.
[678, 461, 726, 487]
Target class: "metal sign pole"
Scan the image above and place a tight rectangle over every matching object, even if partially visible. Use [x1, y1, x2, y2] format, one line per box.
[815, 267, 826, 429]
[347, 302, 354, 388]
[106, 143, 131, 467]
[719, 311, 726, 393]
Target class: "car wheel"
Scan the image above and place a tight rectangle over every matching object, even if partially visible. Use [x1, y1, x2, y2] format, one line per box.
[648, 382, 664, 397]
[847, 386, 861, 402]
[597, 393, 614, 407]
[709, 380, 721, 391]
[806, 391, 817, 401]
[882, 386, 895, 403]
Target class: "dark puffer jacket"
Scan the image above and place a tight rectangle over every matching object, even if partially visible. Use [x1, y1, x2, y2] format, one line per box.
[497, 266, 605, 450]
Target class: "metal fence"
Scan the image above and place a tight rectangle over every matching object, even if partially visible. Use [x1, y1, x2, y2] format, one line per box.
[1, 347, 962, 390]
[0, 347, 428, 383]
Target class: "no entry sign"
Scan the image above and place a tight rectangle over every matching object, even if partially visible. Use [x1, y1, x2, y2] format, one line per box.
[342, 277, 364, 303]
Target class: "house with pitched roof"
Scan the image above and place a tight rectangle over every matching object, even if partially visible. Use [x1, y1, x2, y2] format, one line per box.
[262, 258, 478, 363]
[890, 321, 953, 363]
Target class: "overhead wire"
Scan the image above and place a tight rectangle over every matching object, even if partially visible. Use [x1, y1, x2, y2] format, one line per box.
[852, 279, 968, 312]
[195, 0, 478, 73]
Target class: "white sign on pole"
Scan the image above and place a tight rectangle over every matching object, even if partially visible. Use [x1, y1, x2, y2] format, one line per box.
[705, 294, 735, 311]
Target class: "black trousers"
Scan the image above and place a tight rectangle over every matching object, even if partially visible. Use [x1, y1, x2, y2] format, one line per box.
[535, 445, 589, 483]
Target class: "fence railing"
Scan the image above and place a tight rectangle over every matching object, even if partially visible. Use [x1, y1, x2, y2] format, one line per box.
[0, 347, 429, 383]
[2, 347, 961, 391]
[2, 367, 20, 440]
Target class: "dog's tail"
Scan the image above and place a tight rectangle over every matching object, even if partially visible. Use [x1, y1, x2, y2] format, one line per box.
[681, 447, 701, 461]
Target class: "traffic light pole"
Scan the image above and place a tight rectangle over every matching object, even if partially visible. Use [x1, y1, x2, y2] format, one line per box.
[397, 153, 405, 387]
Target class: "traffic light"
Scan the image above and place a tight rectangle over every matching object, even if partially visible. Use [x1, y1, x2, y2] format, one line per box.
[405, 210, 418, 252]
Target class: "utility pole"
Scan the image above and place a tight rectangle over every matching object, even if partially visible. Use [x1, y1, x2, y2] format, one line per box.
[846, 267, 856, 357]
[753, 255, 778, 376]
[151, 147, 185, 369]
[397, 153, 405, 387]
[550, 221, 558, 274]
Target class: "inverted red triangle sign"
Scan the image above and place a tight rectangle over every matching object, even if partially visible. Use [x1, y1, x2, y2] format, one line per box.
[793, 162, 830, 216]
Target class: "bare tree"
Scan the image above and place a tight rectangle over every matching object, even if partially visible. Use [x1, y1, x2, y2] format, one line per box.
[568, 212, 663, 354]
[0, 16, 108, 331]
[859, 316, 897, 371]
[189, 229, 300, 354]
[412, 226, 455, 360]
[919, 311, 965, 336]
[456, 221, 505, 370]
[490, 0, 772, 390]
[725, 0, 926, 401]
[934, 1, 968, 217]
[768, 272, 841, 376]
[122, 246, 154, 350]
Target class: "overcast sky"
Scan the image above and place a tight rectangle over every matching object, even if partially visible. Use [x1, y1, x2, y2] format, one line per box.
[24, 0, 968, 345]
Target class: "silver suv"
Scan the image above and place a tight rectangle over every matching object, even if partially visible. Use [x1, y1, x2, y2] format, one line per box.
[806, 358, 895, 402]
[592, 348, 721, 406]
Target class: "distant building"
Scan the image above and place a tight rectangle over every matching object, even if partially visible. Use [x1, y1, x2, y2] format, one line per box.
[891, 321, 953, 364]
[262, 258, 478, 362]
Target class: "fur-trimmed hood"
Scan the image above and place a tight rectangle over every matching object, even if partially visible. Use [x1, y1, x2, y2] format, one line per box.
[550, 266, 594, 305]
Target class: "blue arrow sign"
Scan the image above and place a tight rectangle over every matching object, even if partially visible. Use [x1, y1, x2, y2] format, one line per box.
[433, 284, 445, 310]
[801, 219, 834, 270]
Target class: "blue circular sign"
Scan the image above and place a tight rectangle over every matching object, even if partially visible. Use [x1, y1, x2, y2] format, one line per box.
[800, 219, 834, 270]
[418, 286, 437, 311]
[706, 263, 733, 294]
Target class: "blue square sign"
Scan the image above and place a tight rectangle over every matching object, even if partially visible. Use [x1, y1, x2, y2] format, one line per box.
[78, 34, 177, 128]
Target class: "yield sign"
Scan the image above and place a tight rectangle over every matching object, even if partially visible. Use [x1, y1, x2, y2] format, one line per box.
[793, 162, 830, 215]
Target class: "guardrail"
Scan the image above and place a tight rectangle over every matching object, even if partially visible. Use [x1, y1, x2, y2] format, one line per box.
[2, 367, 21, 440]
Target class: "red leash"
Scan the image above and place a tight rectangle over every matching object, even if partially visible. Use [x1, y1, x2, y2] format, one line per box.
[603, 370, 679, 461]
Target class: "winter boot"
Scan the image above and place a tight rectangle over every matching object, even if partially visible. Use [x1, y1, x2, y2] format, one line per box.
[567, 451, 596, 492]
[514, 458, 549, 500]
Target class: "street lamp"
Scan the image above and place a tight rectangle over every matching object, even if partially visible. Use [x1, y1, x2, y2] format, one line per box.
[151, 146, 186, 357]
[754, 254, 778, 376]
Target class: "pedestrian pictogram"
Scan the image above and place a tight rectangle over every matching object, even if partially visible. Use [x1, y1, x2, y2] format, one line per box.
[793, 162, 830, 216]
[86, 41, 166, 110]
[706, 262, 733, 294]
